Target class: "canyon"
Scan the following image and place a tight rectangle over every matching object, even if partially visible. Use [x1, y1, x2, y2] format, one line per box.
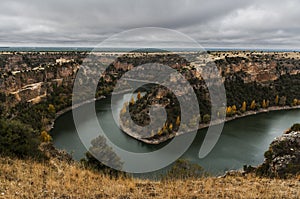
[1, 51, 300, 108]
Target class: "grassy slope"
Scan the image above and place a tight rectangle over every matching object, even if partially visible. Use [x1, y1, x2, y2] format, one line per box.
[0, 156, 299, 199]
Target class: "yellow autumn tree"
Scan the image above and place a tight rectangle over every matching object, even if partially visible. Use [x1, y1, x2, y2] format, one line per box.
[292, 99, 298, 106]
[137, 91, 141, 100]
[121, 104, 127, 115]
[175, 116, 180, 126]
[169, 123, 173, 131]
[48, 104, 56, 114]
[275, 95, 279, 105]
[40, 131, 52, 142]
[130, 96, 135, 105]
[250, 100, 256, 110]
[226, 106, 233, 116]
[157, 128, 163, 136]
[262, 99, 267, 108]
[241, 101, 247, 112]
[232, 105, 237, 114]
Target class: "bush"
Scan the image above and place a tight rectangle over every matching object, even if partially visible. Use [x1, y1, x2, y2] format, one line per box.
[40, 131, 52, 142]
[290, 123, 300, 132]
[0, 119, 42, 158]
[81, 136, 124, 177]
[163, 159, 208, 180]
[203, 114, 211, 123]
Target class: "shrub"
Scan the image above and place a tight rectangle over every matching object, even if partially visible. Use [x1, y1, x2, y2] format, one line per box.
[40, 131, 52, 142]
[0, 119, 41, 158]
[203, 114, 211, 123]
[289, 123, 300, 132]
[82, 136, 123, 174]
[163, 159, 207, 180]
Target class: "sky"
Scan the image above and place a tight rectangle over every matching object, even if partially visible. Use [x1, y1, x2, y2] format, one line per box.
[0, 0, 300, 49]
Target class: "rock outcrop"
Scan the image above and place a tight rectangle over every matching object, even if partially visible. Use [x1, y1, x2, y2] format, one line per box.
[257, 126, 300, 178]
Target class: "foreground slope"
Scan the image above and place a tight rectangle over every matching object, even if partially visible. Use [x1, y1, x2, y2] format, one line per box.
[0, 156, 299, 199]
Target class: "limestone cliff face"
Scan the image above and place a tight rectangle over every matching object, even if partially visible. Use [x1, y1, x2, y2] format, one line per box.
[1, 51, 300, 106]
[0, 52, 85, 105]
[212, 51, 300, 84]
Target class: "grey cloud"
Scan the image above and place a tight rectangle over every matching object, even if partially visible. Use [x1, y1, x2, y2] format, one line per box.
[0, 0, 299, 48]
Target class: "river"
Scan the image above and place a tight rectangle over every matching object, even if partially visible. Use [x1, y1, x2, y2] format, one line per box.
[51, 93, 300, 175]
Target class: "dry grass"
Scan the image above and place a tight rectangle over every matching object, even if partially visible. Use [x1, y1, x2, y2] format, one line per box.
[0, 156, 299, 199]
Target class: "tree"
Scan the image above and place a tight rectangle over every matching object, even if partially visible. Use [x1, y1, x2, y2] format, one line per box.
[150, 130, 155, 137]
[175, 116, 180, 126]
[241, 101, 247, 112]
[189, 115, 200, 128]
[217, 107, 226, 117]
[169, 123, 173, 131]
[88, 136, 123, 171]
[279, 96, 286, 106]
[262, 99, 267, 109]
[130, 96, 135, 105]
[164, 159, 206, 179]
[121, 104, 127, 115]
[203, 114, 210, 123]
[275, 95, 279, 105]
[137, 91, 141, 100]
[0, 119, 41, 158]
[266, 100, 270, 107]
[48, 104, 56, 114]
[292, 99, 298, 106]
[231, 105, 237, 114]
[157, 128, 163, 136]
[40, 131, 52, 142]
[226, 106, 233, 116]
[250, 100, 256, 110]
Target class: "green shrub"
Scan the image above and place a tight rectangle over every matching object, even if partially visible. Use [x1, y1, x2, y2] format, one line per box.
[0, 119, 42, 158]
[163, 159, 208, 180]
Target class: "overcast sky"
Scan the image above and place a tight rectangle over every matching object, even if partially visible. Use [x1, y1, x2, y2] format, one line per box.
[1, 0, 300, 49]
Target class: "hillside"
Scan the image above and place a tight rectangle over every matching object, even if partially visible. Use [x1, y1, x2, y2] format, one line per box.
[0, 156, 299, 199]
[1, 51, 300, 198]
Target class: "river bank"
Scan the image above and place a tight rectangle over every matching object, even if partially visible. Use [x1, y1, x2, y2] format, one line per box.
[46, 88, 134, 132]
[119, 105, 300, 144]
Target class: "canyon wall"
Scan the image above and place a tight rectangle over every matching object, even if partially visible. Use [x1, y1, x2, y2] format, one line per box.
[1, 51, 300, 106]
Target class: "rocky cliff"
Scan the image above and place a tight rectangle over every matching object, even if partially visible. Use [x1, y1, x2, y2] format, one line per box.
[1, 51, 300, 107]
[257, 124, 300, 178]
[0, 52, 88, 106]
